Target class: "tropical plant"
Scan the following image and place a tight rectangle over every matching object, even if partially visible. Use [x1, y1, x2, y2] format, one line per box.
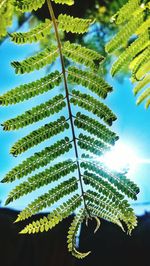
[106, 0, 150, 108]
[0, 0, 139, 259]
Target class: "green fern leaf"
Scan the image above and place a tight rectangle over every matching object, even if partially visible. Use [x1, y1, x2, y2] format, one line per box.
[9, 19, 52, 44]
[106, 9, 144, 53]
[74, 112, 119, 145]
[70, 90, 117, 126]
[16, 177, 78, 221]
[11, 45, 59, 74]
[5, 160, 77, 205]
[67, 209, 91, 259]
[2, 94, 66, 130]
[0, 0, 14, 38]
[111, 31, 150, 76]
[20, 194, 82, 234]
[113, 0, 140, 25]
[10, 116, 69, 156]
[63, 41, 104, 69]
[0, 71, 62, 105]
[1, 137, 72, 183]
[14, 0, 45, 12]
[52, 0, 74, 5]
[81, 155, 139, 200]
[134, 74, 150, 95]
[58, 14, 94, 34]
[86, 190, 137, 234]
[78, 133, 110, 156]
[68, 66, 112, 99]
[136, 87, 150, 106]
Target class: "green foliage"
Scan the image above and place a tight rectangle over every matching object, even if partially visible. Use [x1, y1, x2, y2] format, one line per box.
[0, 0, 139, 259]
[11, 45, 59, 74]
[0, 71, 62, 105]
[68, 66, 112, 98]
[14, 0, 46, 12]
[63, 41, 104, 70]
[106, 0, 150, 108]
[9, 19, 52, 44]
[58, 14, 94, 34]
[0, 0, 14, 38]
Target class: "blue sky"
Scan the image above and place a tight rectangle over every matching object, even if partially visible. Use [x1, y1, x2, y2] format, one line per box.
[0, 20, 150, 216]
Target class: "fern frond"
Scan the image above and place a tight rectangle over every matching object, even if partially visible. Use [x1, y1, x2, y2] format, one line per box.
[14, 0, 45, 12]
[20, 194, 82, 234]
[135, 17, 150, 35]
[58, 14, 93, 34]
[78, 133, 110, 156]
[5, 160, 77, 205]
[86, 190, 137, 234]
[133, 74, 150, 95]
[67, 209, 91, 259]
[16, 177, 78, 221]
[105, 10, 144, 53]
[136, 87, 150, 106]
[1, 137, 72, 183]
[0, 71, 62, 105]
[74, 112, 119, 145]
[88, 204, 125, 232]
[2, 94, 66, 130]
[68, 67, 112, 99]
[10, 116, 69, 156]
[81, 155, 139, 200]
[52, 0, 74, 5]
[63, 42, 104, 69]
[83, 171, 125, 202]
[113, 0, 140, 25]
[130, 46, 150, 79]
[111, 31, 150, 76]
[0, 0, 14, 38]
[135, 60, 150, 80]
[70, 90, 117, 126]
[145, 98, 150, 109]
[9, 19, 52, 44]
[11, 45, 59, 74]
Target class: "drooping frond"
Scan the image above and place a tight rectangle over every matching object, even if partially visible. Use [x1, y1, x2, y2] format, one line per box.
[63, 41, 104, 69]
[11, 45, 59, 74]
[74, 112, 119, 145]
[10, 116, 69, 156]
[86, 190, 137, 234]
[70, 90, 117, 126]
[105, 0, 150, 108]
[1, 137, 72, 182]
[67, 209, 91, 259]
[0, 71, 62, 105]
[58, 14, 94, 34]
[16, 177, 78, 221]
[9, 19, 52, 44]
[5, 160, 77, 205]
[68, 66, 112, 98]
[2, 94, 66, 130]
[14, 0, 45, 12]
[1, 0, 139, 259]
[20, 194, 82, 234]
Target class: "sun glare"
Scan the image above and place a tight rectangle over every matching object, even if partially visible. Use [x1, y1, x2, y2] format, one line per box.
[100, 142, 139, 173]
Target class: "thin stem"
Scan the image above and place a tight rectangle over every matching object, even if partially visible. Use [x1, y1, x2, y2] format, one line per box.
[46, 0, 89, 214]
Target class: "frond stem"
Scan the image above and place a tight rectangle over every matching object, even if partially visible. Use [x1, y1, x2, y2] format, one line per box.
[46, 0, 89, 215]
